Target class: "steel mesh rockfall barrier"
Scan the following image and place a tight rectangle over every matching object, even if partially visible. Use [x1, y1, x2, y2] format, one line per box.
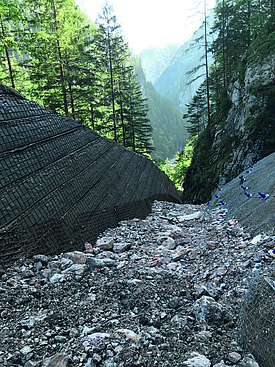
[238, 269, 275, 367]
[0, 84, 180, 267]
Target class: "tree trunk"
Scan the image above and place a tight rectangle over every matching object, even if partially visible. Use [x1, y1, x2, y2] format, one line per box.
[119, 81, 126, 146]
[90, 103, 95, 130]
[0, 15, 15, 89]
[68, 82, 75, 119]
[107, 24, 117, 142]
[53, 0, 69, 116]
[129, 95, 135, 151]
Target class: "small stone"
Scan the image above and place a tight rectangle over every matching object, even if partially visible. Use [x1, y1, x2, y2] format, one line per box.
[54, 335, 67, 343]
[253, 251, 263, 262]
[40, 269, 51, 279]
[24, 361, 41, 367]
[20, 346, 32, 355]
[168, 296, 181, 308]
[171, 315, 187, 326]
[114, 345, 123, 354]
[41, 353, 69, 366]
[178, 212, 201, 221]
[192, 296, 224, 323]
[47, 261, 61, 270]
[84, 358, 94, 367]
[34, 261, 43, 270]
[117, 261, 127, 269]
[60, 258, 74, 270]
[113, 243, 131, 253]
[96, 237, 114, 250]
[2, 326, 10, 335]
[173, 248, 197, 261]
[82, 333, 110, 349]
[69, 328, 79, 338]
[115, 329, 140, 341]
[50, 273, 64, 284]
[250, 235, 262, 245]
[196, 330, 212, 339]
[21, 268, 35, 278]
[33, 254, 49, 264]
[228, 352, 242, 363]
[87, 258, 116, 269]
[208, 241, 218, 249]
[74, 251, 87, 264]
[182, 352, 211, 367]
[240, 356, 260, 367]
[241, 260, 251, 268]
[62, 264, 84, 278]
[92, 353, 102, 363]
[82, 326, 93, 335]
[85, 242, 94, 253]
[102, 358, 117, 367]
[161, 237, 177, 250]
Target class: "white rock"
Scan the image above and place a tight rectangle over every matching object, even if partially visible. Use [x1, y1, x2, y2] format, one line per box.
[182, 352, 211, 367]
[49, 273, 64, 284]
[192, 296, 224, 323]
[240, 356, 260, 367]
[250, 235, 262, 245]
[178, 211, 201, 221]
[96, 237, 114, 250]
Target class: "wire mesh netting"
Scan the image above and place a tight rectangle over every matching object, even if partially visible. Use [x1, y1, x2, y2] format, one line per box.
[238, 269, 275, 367]
[0, 84, 180, 268]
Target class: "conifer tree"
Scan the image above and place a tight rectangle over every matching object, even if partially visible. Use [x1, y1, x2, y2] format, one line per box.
[0, 0, 23, 88]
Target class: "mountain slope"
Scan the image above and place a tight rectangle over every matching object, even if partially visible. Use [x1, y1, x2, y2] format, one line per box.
[139, 44, 180, 84]
[183, 56, 275, 203]
[154, 10, 214, 113]
[135, 61, 189, 161]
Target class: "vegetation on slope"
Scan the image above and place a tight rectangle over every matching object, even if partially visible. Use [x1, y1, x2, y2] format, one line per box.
[183, 0, 275, 203]
[0, 0, 154, 156]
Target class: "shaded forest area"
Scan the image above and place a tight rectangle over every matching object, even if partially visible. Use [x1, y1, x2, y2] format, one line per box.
[0, 0, 154, 156]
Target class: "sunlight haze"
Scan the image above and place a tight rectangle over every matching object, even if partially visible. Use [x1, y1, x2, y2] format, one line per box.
[75, 0, 216, 54]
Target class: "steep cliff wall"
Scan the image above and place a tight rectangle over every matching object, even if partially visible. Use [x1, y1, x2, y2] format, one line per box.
[183, 56, 275, 203]
[0, 84, 180, 267]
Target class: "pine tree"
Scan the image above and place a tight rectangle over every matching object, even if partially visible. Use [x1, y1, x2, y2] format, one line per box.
[183, 83, 208, 137]
[0, 0, 24, 88]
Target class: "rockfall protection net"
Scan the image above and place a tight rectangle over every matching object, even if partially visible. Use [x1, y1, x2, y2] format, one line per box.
[238, 269, 275, 367]
[0, 84, 180, 267]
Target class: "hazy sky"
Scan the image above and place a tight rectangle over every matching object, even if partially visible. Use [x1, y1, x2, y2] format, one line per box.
[75, 0, 216, 54]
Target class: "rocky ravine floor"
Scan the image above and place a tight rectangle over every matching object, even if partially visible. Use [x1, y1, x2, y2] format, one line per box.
[1, 200, 274, 367]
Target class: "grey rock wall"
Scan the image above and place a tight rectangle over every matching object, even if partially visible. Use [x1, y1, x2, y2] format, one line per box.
[210, 152, 275, 235]
[0, 84, 180, 267]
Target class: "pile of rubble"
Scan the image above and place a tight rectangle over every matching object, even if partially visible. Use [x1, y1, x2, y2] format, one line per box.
[1, 200, 274, 367]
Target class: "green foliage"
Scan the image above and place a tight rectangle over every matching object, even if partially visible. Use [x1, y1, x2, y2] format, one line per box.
[183, 82, 208, 137]
[157, 137, 197, 199]
[0, 0, 154, 157]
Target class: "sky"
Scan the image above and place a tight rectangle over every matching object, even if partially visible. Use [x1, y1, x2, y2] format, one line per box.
[74, 0, 216, 54]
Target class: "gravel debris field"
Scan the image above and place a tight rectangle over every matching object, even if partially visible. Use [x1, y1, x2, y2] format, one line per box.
[1, 200, 274, 367]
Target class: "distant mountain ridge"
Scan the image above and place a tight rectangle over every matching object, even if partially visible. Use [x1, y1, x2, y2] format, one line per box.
[141, 10, 214, 114]
[134, 61, 188, 161]
[139, 44, 180, 84]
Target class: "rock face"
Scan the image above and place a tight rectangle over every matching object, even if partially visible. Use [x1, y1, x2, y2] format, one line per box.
[0, 83, 180, 268]
[184, 55, 275, 204]
[209, 152, 275, 235]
